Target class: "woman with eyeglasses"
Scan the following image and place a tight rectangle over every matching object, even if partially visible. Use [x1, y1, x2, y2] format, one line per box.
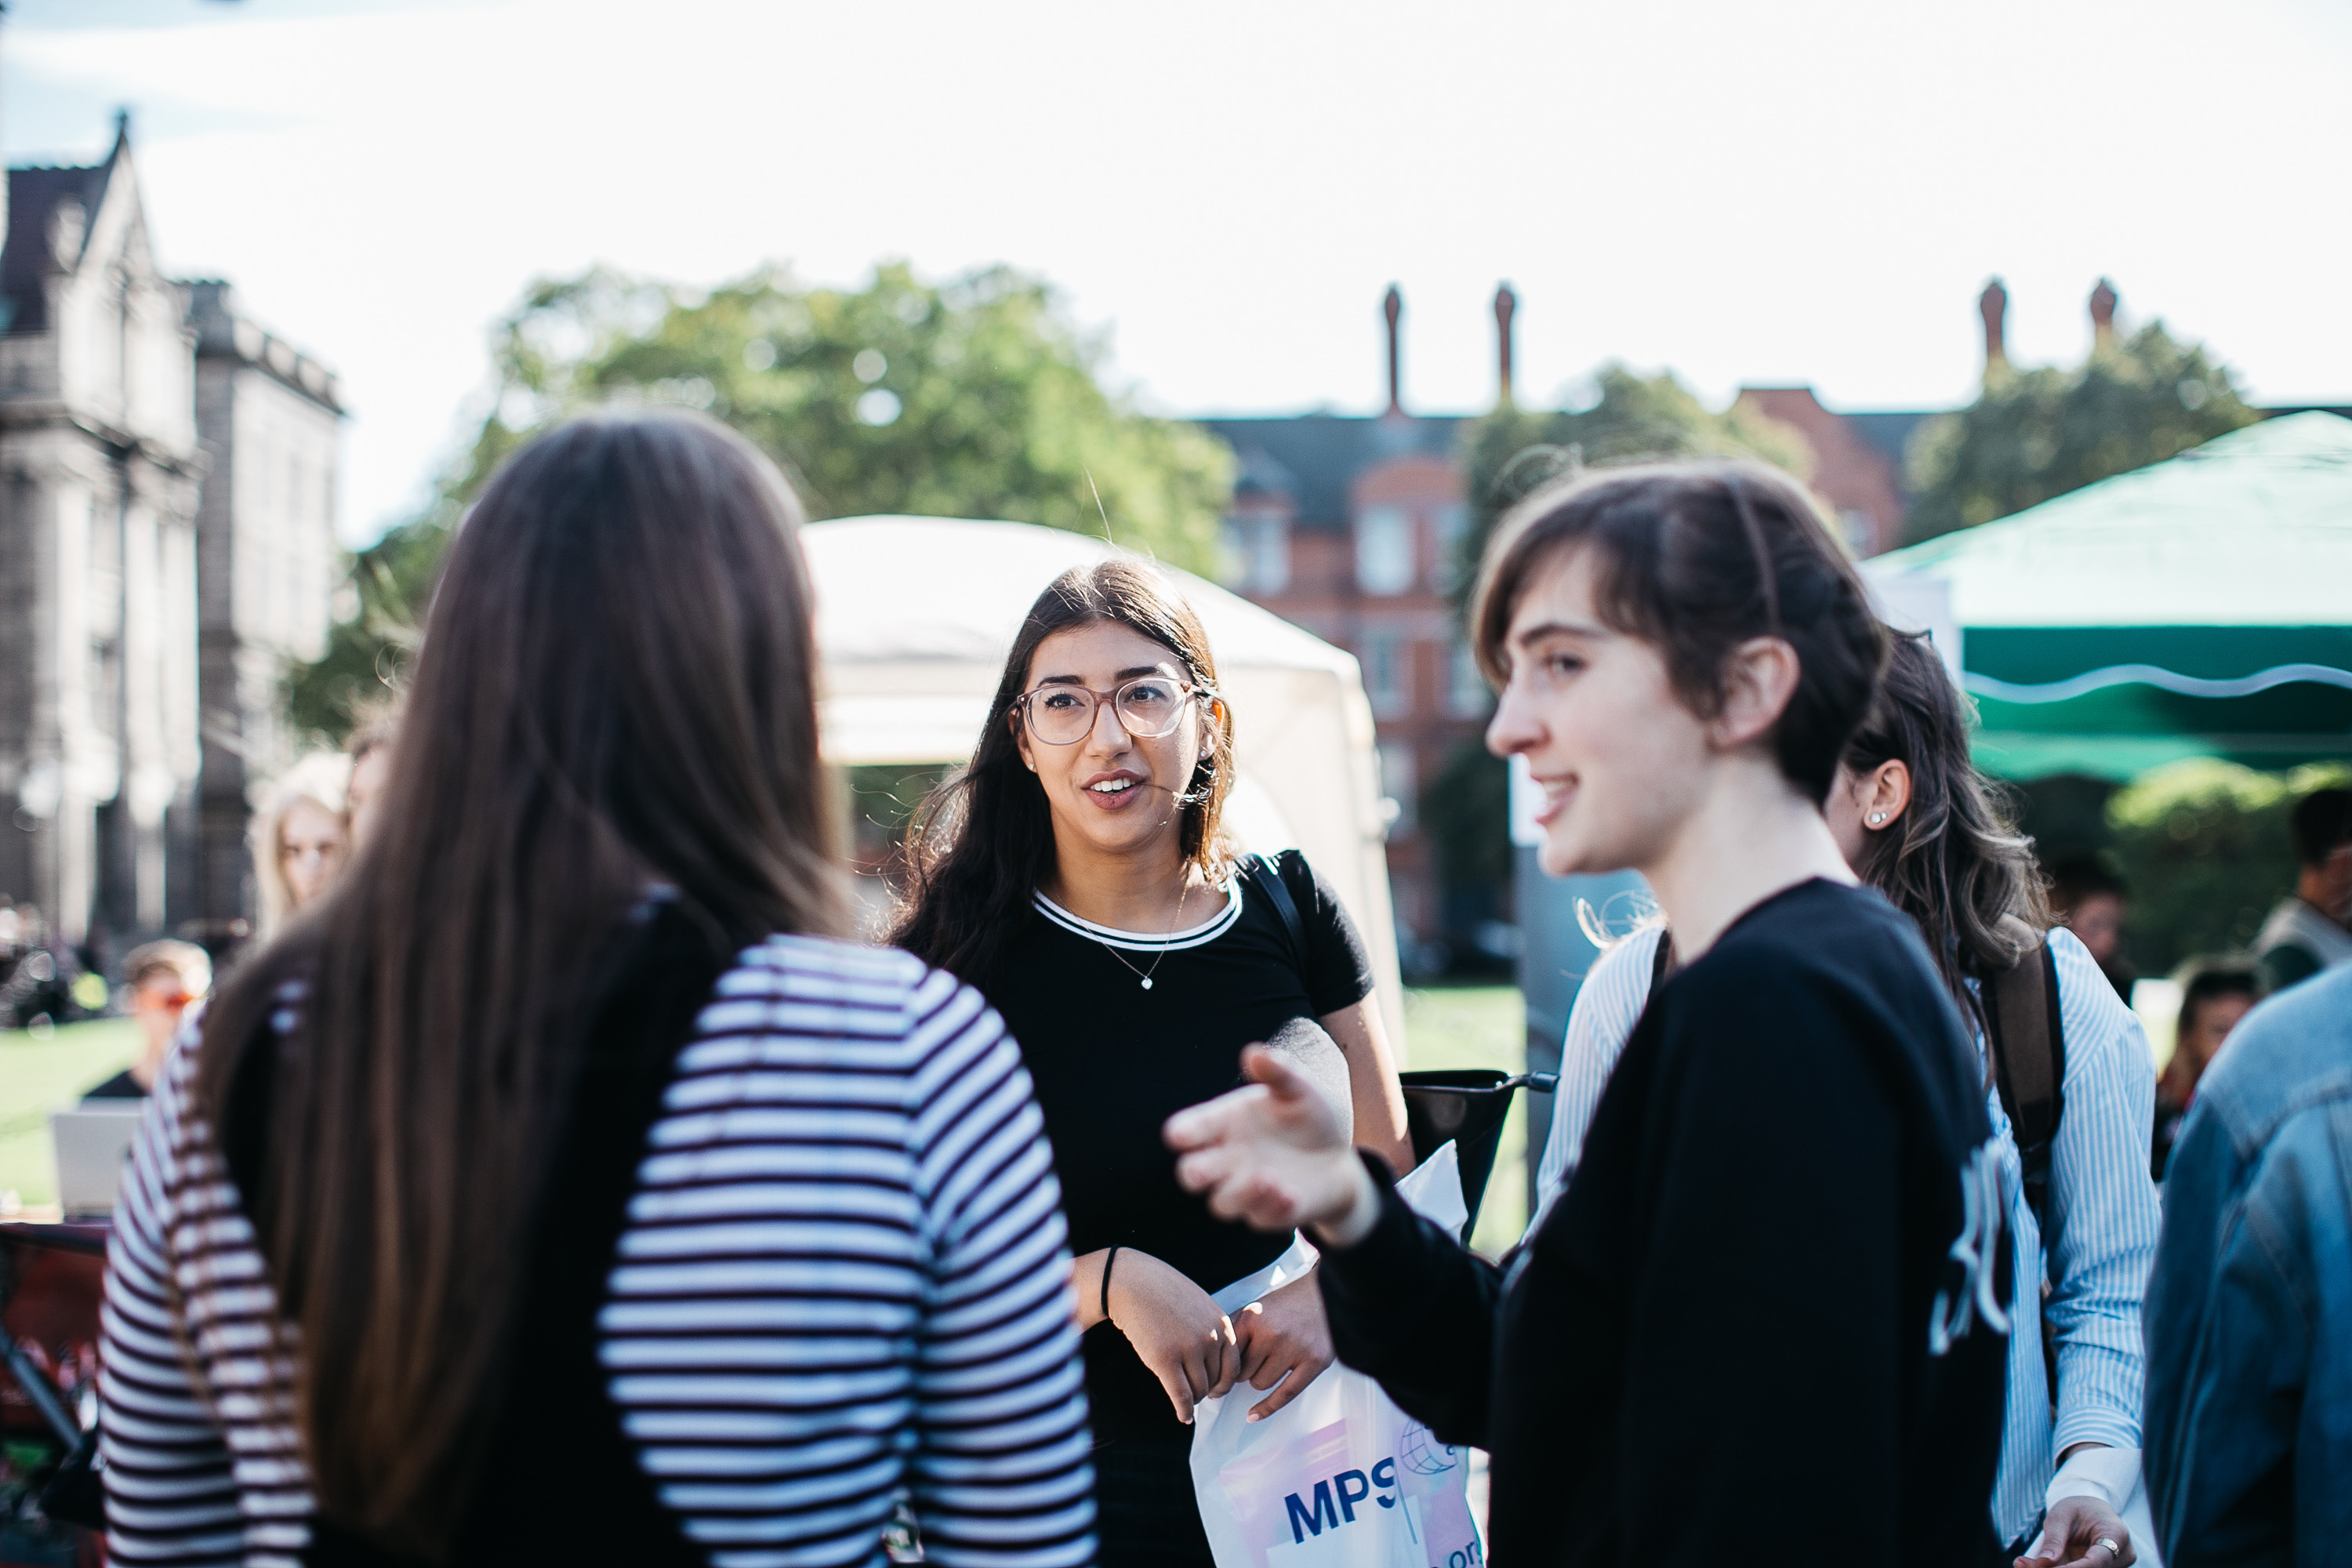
[894, 558, 1413, 1568]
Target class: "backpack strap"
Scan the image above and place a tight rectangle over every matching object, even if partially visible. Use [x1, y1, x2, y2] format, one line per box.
[1244, 851, 1308, 978]
[1646, 926, 1676, 1006]
[1984, 936, 2066, 1241]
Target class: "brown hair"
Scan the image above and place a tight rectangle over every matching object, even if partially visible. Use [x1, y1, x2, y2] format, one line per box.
[891, 558, 1233, 984]
[194, 411, 847, 1553]
[1842, 633, 2050, 1027]
[1471, 460, 1886, 804]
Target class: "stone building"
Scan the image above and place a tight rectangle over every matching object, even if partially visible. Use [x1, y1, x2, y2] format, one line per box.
[183, 281, 343, 932]
[0, 120, 339, 967]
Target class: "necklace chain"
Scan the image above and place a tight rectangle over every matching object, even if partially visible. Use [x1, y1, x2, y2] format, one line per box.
[1091, 878, 1191, 991]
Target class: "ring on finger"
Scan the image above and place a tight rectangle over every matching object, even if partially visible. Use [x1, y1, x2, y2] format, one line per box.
[2091, 1541, 2120, 1562]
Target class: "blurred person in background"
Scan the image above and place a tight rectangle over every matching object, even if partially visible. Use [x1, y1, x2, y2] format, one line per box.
[2250, 786, 2352, 996]
[2150, 959, 2260, 1181]
[81, 941, 212, 1098]
[1167, 463, 2012, 1566]
[2049, 856, 2134, 1002]
[1534, 632, 2162, 1568]
[0, 901, 72, 1029]
[251, 750, 352, 935]
[344, 710, 399, 849]
[2144, 962, 2352, 1566]
[98, 413, 1094, 1566]
[892, 559, 1411, 1568]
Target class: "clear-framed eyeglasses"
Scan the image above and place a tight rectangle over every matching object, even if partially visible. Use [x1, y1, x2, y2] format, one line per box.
[1013, 676, 1211, 746]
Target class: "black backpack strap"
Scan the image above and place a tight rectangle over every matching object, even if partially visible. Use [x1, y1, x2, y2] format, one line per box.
[1646, 926, 1675, 1006]
[1985, 936, 2066, 1242]
[1244, 851, 1308, 977]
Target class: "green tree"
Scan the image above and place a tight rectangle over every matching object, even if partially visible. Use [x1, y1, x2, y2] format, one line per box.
[286, 262, 1233, 742]
[1904, 324, 2256, 543]
[1421, 739, 1512, 895]
[283, 510, 452, 742]
[1450, 365, 1815, 606]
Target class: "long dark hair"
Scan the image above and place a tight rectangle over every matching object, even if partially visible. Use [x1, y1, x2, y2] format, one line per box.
[1843, 632, 2049, 1025]
[1472, 460, 1886, 803]
[891, 558, 1233, 985]
[193, 412, 847, 1553]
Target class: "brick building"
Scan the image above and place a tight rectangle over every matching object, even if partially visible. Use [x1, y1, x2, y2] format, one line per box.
[1199, 285, 1947, 970]
[1203, 289, 1489, 971]
[0, 118, 341, 967]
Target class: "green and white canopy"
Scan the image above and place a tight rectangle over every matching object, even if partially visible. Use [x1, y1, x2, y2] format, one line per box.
[1864, 412, 2352, 780]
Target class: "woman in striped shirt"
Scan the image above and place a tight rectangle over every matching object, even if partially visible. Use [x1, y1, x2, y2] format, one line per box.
[97, 413, 1095, 1567]
[1534, 633, 2162, 1568]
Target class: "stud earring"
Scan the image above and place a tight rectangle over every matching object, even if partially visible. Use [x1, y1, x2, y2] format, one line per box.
[1868, 811, 1887, 826]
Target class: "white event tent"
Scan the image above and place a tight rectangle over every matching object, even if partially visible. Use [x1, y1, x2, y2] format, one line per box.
[801, 516, 1406, 1046]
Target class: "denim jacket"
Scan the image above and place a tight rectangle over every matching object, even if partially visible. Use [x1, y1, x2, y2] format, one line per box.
[2145, 964, 2352, 1566]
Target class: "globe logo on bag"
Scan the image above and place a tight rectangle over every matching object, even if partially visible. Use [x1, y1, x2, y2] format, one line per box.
[1397, 1425, 1459, 1477]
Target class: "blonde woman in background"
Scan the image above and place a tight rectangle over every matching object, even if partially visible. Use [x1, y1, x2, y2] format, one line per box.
[252, 751, 351, 934]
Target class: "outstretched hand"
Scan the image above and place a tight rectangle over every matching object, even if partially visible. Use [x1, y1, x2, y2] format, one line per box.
[1165, 1046, 1380, 1247]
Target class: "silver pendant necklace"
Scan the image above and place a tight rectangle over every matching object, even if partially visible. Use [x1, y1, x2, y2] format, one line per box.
[1095, 879, 1190, 991]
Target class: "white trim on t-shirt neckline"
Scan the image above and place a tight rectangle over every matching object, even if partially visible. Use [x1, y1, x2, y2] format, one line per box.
[1033, 878, 1244, 953]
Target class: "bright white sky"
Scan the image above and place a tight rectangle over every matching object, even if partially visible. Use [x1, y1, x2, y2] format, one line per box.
[9, 0, 2350, 545]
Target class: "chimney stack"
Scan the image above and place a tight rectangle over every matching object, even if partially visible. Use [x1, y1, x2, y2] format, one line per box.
[1493, 282, 1518, 408]
[2089, 278, 2118, 348]
[1382, 285, 1403, 417]
[1978, 277, 2009, 379]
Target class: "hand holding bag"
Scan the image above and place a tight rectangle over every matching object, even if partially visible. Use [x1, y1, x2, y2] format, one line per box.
[1188, 1145, 1483, 1568]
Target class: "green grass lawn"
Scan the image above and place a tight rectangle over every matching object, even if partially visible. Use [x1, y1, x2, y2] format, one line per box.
[0, 1018, 142, 1213]
[1401, 985, 1527, 1258]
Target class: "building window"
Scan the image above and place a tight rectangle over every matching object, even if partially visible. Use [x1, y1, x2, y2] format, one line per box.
[1362, 629, 1410, 719]
[1434, 503, 1471, 591]
[1356, 506, 1414, 595]
[1220, 511, 1290, 594]
[1378, 742, 1417, 834]
[1446, 641, 1491, 718]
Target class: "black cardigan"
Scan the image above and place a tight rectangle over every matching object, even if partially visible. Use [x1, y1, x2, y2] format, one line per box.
[1319, 879, 2010, 1566]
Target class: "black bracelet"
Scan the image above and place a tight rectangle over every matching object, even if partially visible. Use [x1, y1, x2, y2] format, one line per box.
[1100, 1246, 1120, 1325]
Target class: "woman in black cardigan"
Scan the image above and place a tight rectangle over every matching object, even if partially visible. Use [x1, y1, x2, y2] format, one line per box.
[1167, 462, 2014, 1567]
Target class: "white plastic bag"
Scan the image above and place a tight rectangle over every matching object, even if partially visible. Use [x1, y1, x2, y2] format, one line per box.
[1189, 1145, 1483, 1568]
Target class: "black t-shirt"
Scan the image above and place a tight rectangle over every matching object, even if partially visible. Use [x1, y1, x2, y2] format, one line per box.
[1319, 878, 2011, 1566]
[976, 849, 1374, 1443]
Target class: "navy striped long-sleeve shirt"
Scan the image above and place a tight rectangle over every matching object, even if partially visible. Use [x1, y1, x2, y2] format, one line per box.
[98, 935, 1096, 1568]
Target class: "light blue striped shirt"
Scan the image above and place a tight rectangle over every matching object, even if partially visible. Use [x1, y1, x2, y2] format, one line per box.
[1532, 921, 2161, 1547]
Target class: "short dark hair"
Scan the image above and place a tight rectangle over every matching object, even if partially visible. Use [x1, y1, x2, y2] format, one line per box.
[1470, 460, 1886, 803]
[2289, 787, 2352, 867]
[2174, 955, 2259, 1040]
[2045, 855, 2125, 909]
